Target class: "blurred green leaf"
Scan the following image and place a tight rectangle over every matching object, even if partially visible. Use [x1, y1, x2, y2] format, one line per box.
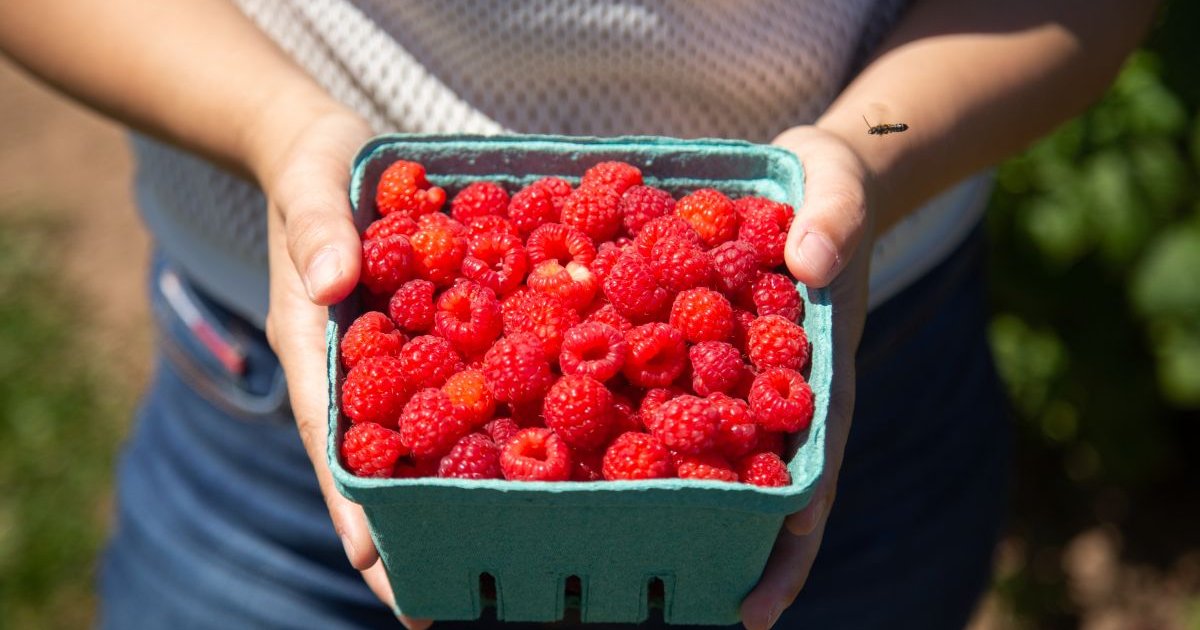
[1130, 224, 1200, 317]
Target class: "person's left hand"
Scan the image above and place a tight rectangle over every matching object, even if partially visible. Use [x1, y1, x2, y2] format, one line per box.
[739, 125, 876, 630]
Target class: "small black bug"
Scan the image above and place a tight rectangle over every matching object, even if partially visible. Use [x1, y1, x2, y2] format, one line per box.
[863, 115, 908, 135]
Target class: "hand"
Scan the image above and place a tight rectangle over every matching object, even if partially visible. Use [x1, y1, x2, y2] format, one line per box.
[254, 105, 432, 630]
[740, 125, 876, 629]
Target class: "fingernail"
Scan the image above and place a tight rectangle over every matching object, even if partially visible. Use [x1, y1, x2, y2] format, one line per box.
[305, 247, 343, 301]
[766, 603, 783, 629]
[339, 532, 356, 563]
[798, 231, 839, 279]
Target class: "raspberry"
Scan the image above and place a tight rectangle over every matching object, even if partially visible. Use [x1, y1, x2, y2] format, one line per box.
[669, 288, 734, 343]
[590, 241, 625, 286]
[435, 280, 502, 355]
[460, 231, 528, 297]
[570, 447, 605, 481]
[501, 290, 580, 360]
[360, 235, 415, 296]
[623, 323, 686, 388]
[736, 197, 793, 269]
[753, 272, 804, 323]
[437, 433, 502, 479]
[364, 213, 418, 241]
[708, 392, 759, 460]
[637, 387, 684, 432]
[561, 185, 622, 243]
[746, 314, 810, 371]
[388, 279, 437, 334]
[526, 260, 598, 311]
[341, 422, 407, 478]
[484, 417, 521, 447]
[399, 388, 472, 459]
[710, 240, 760, 299]
[752, 430, 787, 457]
[674, 188, 738, 247]
[730, 308, 757, 353]
[737, 452, 791, 487]
[526, 223, 596, 267]
[543, 375, 615, 450]
[603, 252, 670, 323]
[398, 335, 464, 390]
[583, 303, 632, 333]
[340, 311, 405, 370]
[650, 236, 713, 293]
[341, 355, 411, 427]
[748, 367, 815, 433]
[465, 214, 520, 238]
[507, 181, 563, 236]
[581, 161, 643, 195]
[410, 216, 468, 287]
[442, 368, 496, 429]
[610, 394, 642, 436]
[673, 452, 739, 482]
[375, 160, 447, 218]
[650, 394, 720, 454]
[633, 215, 700, 258]
[532, 176, 574, 207]
[482, 333, 555, 403]
[602, 432, 673, 480]
[500, 427, 572, 481]
[688, 341, 745, 397]
[450, 181, 509, 223]
[559, 322, 626, 382]
[393, 456, 439, 479]
[621, 185, 677, 236]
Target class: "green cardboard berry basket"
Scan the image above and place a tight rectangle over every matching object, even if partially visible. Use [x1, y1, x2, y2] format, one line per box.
[326, 134, 832, 625]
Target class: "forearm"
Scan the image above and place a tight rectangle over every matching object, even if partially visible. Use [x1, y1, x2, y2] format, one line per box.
[0, 0, 343, 185]
[817, 0, 1159, 232]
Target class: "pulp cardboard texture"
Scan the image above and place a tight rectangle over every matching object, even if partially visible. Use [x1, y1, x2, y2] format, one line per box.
[327, 134, 832, 625]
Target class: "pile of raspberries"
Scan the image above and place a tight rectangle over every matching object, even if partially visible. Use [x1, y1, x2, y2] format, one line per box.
[338, 158, 814, 487]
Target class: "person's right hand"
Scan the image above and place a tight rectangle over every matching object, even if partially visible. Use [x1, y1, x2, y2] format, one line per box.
[250, 104, 431, 630]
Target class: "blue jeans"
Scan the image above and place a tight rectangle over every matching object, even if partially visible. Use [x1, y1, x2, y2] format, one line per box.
[99, 227, 1010, 629]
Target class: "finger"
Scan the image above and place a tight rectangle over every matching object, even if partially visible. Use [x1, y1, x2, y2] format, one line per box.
[360, 561, 433, 630]
[273, 157, 362, 306]
[740, 516, 830, 630]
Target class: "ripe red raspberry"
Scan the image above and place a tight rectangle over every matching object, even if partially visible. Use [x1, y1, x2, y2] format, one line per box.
[748, 367, 815, 433]
[340, 311, 405, 370]
[559, 322, 626, 382]
[484, 417, 521, 447]
[602, 432, 673, 480]
[736, 197, 793, 269]
[753, 272, 804, 323]
[673, 452, 739, 482]
[746, 314, 810, 371]
[501, 290, 580, 360]
[623, 323, 687, 388]
[752, 430, 786, 457]
[590, 241, 625, 286]
[434, 280, 502, 356]
[708, 392, 759, 460]
[737, 452, 791, 487]
[570, 447, 605, 481]
[650, 394, 720, 454]
[442, 368, 496, 429]
[526, 260, 598, 311]
[482, 333, 555, 403]
[460, 231, 528, 297]
[610, 394, 642, 436]
[633, 215, 700, 258]
[669, 288, 734, 343]
[364, 213, 418, 241]
[508, 181, 562, 236]
[710, 240, 760, 300]
[410, 217, 468, 287]
[450, 181, 509, 223]
[650, 236, 713, 293]
[341, 422, 408, 478]
[437, 433, 502, 479]
[583, 303, 632, 333]
[531, 176, 574, 208]
[398, 335, 464, 390]
[561, 185, 622, 243]
[637, 387, 684, 432]
[621, 185, 677, 236]
[342, 355, 411, 427]
[526, 223, 596, 267]
[730, 308, 756, 353]
[500, 427, 572, 481]
[360, 235, 415, 296]
[581, 161, 643, 195]
[465, 214, 520, 238]
[375, 160, 447, 218]
[688, 341, 745, 397]
[399, 388, 472, 459]
[674, 188, 738, 247]
[603, 252, 670, 323]
[543, 375, 615, 451]
[388, 279, 437, 334]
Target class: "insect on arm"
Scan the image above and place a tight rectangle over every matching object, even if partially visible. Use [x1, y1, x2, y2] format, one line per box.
[863, 115, 909, 135]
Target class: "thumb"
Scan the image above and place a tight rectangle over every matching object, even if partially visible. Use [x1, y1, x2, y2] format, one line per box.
[274, 166, 362, 305]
